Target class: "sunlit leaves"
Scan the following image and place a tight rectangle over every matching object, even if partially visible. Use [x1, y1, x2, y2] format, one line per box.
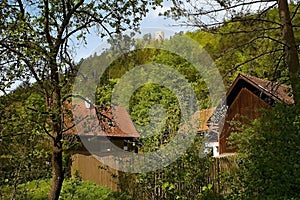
[228, 105, 300, 199]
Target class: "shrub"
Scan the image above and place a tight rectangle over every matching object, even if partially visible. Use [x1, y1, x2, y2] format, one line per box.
[1, 178, 131, 200]
[227, 104, 300, 199]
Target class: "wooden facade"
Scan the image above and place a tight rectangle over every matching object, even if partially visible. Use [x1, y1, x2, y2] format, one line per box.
[217, 74, 294, 154]
[71, 154, 120, 191]
[64, 101, 139, 190]
[219, 87, 271, 154]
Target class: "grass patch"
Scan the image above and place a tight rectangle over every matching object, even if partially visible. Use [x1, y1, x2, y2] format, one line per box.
[1, 179, 131, 200]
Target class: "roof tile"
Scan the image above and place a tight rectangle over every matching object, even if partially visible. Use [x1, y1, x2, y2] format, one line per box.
[64, 102, 139, 138]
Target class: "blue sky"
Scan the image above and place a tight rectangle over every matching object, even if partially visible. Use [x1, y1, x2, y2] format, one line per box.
[1, 3, 193, 95]
[74, 4, 194, 61]
[73, 0, 270, 61]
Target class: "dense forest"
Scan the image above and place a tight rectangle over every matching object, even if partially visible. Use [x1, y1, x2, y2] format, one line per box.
[1, 0, 300, 199]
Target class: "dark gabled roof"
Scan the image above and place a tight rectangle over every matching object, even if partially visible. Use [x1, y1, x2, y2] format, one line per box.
[206, 74, 294, 128]
[64, 101, 139, 138]
[226, 74, 294, 107]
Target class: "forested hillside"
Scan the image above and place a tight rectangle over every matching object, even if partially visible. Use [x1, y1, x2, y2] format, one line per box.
[73, 5, 299, 198]
[1, 2, 300, 199]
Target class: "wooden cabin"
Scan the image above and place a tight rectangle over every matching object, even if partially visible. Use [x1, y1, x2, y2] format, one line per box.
[216, 74, 294, 155]
[64, 101, 139, 190]
[196, 74, 295, 192]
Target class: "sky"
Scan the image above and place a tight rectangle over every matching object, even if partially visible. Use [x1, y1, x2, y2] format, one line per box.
[2, 1, 275, 94]
[73, 0, 273, 61]
[74, 3, 194, 61]
[2, 2, 191, 95]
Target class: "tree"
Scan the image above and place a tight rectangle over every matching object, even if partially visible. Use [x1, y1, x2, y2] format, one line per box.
[123, 136, 217, 200]
[89, 33, 219, 199]
[0, 0, 161, 199]
[0, 84, 51, 199]
[165, 0, 300, 110]
[228, 104, 300, 199]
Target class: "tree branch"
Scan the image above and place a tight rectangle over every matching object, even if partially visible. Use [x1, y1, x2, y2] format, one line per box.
[272, 52, 285, 81]
[217, 34, 282, 59]
[43, 124, 55, 140]
[16, 0, 25, 18]
[0, 40, 44, 90]
[27, 107, 50, 115]
[44, 0, 53, 46]
[78, 10, 114, 38]
[224, 48, 284, 77]
[218, 27, 280, 35]
[185, 0, 277, 17]
[257, 2, 278, 18]
[55, 0, 85, 52]
[291, 2, 300, 21]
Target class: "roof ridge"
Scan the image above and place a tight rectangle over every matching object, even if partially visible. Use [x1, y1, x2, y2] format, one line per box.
[238, 73, 294, 104]
[240, 73, 288, 88]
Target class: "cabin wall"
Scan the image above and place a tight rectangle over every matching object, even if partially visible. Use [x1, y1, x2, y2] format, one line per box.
[219, 88, 271, 154]
[70, 137, 138, 191]
[71, 153, 120, 191]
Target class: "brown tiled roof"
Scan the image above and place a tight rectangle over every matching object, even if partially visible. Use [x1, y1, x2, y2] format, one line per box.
[227, 74, 294, 105]
[206, 74, 294, 133]
[198, 108, 215, 132]
[243, 74, 294, 104]
[64, 101, 139, 138]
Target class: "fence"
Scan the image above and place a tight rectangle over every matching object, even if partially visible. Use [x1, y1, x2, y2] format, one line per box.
[71, 152, 238, 198]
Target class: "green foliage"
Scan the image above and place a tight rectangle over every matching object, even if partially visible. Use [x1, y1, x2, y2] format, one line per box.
[120, 136, 221, 200]
[3, 2, 300, 199]
[227, 104, 300, 199]
[186, 30, 220, 60]
[129, 83, 181, 151]
[1, 0, 163, 198]
[197, 184, 223, 200]
[60, 179, 131, 200]
[1, 178, 131, 200]
[0, 84, 51, 188]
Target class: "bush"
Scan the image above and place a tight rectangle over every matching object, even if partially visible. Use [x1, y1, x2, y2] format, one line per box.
[1, 178, 131, 200]
[227, 104, 300, 200]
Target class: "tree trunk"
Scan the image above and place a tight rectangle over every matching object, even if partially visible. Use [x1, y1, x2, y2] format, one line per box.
[49, 141, 64, 200]
[48, 60, 64, 200]
[278, 0, 300, 109]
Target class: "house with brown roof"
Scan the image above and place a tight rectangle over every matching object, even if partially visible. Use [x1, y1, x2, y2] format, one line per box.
[64, 100, 139, 190]
[197, 74, 294, 157]
[68, 102, 139, 153]
[214, 74, 294, 155]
